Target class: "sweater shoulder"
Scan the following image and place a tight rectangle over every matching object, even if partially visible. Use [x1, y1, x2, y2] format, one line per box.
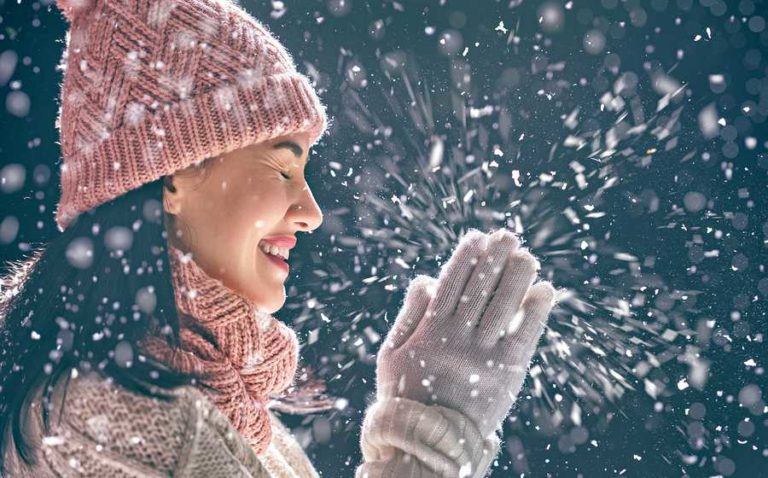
[5, 370, 207, 476]
[5, 371, 310, 477]
[52, 370, 199, 473]
[3, 372, 222, 477]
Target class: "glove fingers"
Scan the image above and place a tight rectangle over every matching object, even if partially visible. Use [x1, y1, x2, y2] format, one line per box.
[501, 281, 555, 361]
[382, 274, 436, 352]
[453, 229, 520, 328]
[427, 229, 488, 324]
[477, 249, 538, 348]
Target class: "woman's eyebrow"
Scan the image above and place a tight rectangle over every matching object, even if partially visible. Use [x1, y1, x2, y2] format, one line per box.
[272, 141, 304, 159]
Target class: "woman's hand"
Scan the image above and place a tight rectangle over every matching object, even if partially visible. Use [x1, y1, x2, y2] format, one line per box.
[375, 228, 557, 438]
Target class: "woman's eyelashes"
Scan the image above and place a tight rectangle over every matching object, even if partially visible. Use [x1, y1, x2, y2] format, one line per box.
[280, 170, 292, 180]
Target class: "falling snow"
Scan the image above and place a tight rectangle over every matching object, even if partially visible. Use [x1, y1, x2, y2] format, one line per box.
[1, 0, 766, 477]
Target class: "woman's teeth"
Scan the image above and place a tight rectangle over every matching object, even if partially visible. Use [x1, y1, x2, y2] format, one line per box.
[259, 242, 289, 260]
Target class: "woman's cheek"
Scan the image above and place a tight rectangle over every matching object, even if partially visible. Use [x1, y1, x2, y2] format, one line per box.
[253, 178, 288, 207]
[226, 173, 289, 227]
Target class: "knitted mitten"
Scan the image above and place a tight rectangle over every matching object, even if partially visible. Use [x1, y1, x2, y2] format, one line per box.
[376, 228, 556, 438]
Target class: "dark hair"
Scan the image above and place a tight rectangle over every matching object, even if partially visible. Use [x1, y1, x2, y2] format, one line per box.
[0, 178, 204, 472]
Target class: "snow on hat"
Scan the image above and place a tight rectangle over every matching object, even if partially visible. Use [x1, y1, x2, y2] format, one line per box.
[53, 0, 329, 231]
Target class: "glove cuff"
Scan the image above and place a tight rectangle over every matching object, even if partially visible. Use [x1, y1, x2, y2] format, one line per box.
[357, 396, 501, 478]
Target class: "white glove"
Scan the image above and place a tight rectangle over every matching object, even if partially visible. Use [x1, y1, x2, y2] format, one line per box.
[375, 228, 556, 438]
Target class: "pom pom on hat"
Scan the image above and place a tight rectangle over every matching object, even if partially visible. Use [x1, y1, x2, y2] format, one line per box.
[56, 0, 95, 23]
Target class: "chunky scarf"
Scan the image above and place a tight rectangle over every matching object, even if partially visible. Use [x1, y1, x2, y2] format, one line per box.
[141, 244, 299, 455]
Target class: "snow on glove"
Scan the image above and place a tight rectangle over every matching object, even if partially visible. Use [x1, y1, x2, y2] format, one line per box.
[375, 228, 556, 438]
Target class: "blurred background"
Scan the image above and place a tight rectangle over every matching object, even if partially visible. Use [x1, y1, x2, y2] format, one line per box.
[1, 0, 766, 476]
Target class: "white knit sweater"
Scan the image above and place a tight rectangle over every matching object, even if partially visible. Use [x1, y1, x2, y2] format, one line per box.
[2, 371, 501, 477]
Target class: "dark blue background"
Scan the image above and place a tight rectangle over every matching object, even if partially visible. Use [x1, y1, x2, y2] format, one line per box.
[1, 0, 766, 476]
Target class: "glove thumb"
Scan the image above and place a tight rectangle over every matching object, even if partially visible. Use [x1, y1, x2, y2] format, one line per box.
[382, 275, 436, 352]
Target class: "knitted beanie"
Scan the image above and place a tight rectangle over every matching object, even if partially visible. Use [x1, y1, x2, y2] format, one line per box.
[53, 0, 328, 231]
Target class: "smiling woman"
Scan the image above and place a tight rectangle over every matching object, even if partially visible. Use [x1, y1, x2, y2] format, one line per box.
[1, 0, 336, 474]
[1, 0, 555, 477]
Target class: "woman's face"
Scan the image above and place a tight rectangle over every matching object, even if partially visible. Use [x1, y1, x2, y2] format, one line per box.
[163, 132, 323, 313]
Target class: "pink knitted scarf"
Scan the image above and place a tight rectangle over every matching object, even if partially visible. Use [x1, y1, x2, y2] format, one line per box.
[141, 244, 298, 455]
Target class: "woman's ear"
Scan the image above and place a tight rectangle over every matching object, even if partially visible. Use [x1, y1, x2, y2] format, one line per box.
[163, 175, 182, 215]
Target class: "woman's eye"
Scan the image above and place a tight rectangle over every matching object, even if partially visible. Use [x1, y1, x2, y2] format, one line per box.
[280, 171, 292, 180]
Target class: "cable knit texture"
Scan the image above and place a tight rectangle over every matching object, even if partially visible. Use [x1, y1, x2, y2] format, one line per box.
[53, 0, 328, 231]
[140, 244, 299, 456]
[2, 370, 318, 477]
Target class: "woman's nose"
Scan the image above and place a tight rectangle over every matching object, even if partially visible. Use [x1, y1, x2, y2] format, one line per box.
[289, 183, 323, 233]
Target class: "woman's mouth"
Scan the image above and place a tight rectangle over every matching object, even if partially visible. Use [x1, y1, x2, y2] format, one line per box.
[259, 241, 289, 274]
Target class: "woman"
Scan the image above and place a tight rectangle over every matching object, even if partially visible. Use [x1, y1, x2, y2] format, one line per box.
[1, 0, 557, 476]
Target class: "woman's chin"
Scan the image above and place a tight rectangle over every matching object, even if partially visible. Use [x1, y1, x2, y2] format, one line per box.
[261, 302, 284, 315]
[249, 253, 288, 312]
[249, 288, 286, 314]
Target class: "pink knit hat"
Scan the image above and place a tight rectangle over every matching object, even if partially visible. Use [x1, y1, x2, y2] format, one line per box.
[54, 0, 329, 231]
